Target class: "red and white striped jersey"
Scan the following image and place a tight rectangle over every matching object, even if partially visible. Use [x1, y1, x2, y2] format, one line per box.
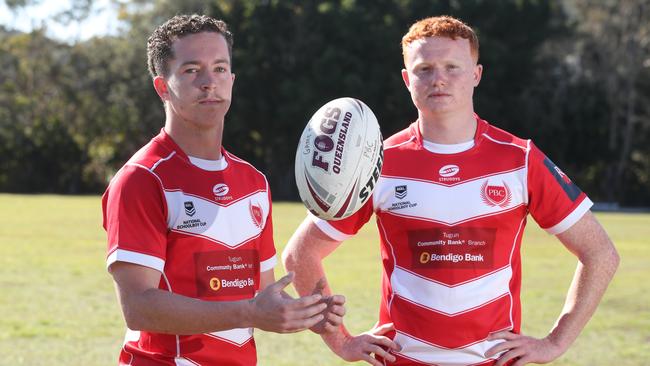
[102, 129, 276, 366]
[313, 117, 592, 366]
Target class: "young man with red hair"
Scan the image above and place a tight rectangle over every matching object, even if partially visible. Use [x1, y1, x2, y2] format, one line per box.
[283, 15, 618, 366]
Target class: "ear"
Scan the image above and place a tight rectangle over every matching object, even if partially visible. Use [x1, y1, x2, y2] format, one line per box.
[401, 69, 410, 89]
[231, 73, 236, 84]
[153, 76, 169, 101]
[473, 64, 483, 87]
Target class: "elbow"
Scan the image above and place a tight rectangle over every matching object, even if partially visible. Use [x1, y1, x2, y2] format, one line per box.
[121, 306, 149, 331]
[281, 247, 298, 272]
[118, 294, 155, 331]
[609, 247, 621, 276]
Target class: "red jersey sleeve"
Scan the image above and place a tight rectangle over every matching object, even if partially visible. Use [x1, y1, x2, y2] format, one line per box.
[311, 195, 374, 241]
[259, 186, 277, 273]
[102, 164, 168, 272]
[527, 143, 593, 234]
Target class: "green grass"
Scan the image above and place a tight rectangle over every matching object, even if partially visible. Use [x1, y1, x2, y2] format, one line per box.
[0, 194, 648, 365]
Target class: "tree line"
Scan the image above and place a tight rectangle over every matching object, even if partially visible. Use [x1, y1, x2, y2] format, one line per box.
[1, 0, 648, 206]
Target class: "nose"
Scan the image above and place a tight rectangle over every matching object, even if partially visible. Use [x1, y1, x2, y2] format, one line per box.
[199, 70, 218, 91]
[431, 68, 446, 87]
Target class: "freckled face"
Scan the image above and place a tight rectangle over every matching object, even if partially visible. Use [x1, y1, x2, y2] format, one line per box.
[402, 36, 482, 118]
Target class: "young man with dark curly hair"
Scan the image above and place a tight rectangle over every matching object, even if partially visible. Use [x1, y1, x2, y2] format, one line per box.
[102, 14, 344, 365]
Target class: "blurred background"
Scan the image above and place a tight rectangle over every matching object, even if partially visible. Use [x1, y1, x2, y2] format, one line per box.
[1, 0, 648, 207]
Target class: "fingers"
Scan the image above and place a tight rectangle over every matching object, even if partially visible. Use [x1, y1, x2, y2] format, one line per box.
[371, 322, 395, 336]
[273, 271, 295, 291]
[329, 294, 346, 305]
[488, 330, 518, 341]
[485, 331, 520, 358]
[291, 301, 328, 319]
[282, 313, 326, 333]
[365, 343, 396, 363]
[311, 277, 327, 295]
[370, 334, 401, 352]
[358, 353, 384, 366]
[351, 334, 398, 365]
[494, 349, 525, 366]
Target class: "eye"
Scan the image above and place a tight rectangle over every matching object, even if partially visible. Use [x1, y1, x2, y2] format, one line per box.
[215, 66, 228, 73]
[184, 67, 198, 74]
[446, 64, 459, 71]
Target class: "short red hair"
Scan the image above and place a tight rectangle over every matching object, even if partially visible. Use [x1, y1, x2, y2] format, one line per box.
[402, 16, 479, 63]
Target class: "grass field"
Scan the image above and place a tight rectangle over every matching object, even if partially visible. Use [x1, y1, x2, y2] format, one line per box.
[0, 194, 648, 365]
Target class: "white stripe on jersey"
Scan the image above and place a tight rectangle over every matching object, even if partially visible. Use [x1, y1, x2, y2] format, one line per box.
[206, 327, 254, 346]
[107, 249, 165, 272]
[545, 198, 593, 235]
[394, 331, 504, 366]
[260, 255, 278, 273]
[373, 170, 527, 225]
[312, 215, 354, 241]
[165, 190, 269, 248]
[174, 357, 199, 366]
[391, 265, 512, 316]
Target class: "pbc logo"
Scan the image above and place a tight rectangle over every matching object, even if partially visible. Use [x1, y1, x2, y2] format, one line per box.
[480, 180, 512, 208]
[395, 185, 407, 199]
[249, 202, 264, 228]
[184, 201, 196, 216]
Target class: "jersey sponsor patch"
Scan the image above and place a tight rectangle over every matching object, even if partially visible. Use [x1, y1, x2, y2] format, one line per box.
[408, 227, 496, 269]
[194, 249, 259, 298]
[543, 157, 582, 201]
[480, 180, 512, 208]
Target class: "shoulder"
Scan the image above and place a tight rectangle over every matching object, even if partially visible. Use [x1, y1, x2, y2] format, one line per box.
[384, 122, 418, 151]
[478, 120, 532, 159]
[480, 122, 530, 151]
[224, 150, 269, 186]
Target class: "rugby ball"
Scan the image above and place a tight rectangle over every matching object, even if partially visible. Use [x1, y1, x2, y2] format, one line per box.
[295, 97, 383, 220]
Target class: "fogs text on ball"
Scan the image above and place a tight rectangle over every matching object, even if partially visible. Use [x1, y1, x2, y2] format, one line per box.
[295, 97, 383, 220]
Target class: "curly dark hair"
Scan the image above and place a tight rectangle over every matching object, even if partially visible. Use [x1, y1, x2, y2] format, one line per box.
[146, 14, 233, 78]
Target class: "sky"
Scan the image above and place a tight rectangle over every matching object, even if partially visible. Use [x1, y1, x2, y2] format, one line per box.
[0, 0, 122, 43]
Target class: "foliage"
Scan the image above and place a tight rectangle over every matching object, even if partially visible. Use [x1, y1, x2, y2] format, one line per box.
[0, 0, 648, 204]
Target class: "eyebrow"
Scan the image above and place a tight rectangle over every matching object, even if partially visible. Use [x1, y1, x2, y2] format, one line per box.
[179, 58, 231, 67]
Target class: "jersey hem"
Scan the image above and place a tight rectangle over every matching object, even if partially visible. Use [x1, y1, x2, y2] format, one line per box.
[310, 214, 354, 241]
[107, 249, 165, 273]
[544, 198, 593, 235]
[260, 255, 278, 273]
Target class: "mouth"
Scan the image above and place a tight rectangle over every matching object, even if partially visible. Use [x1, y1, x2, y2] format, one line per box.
[429, 92, 451, 98]
[198, 97, 224, 105]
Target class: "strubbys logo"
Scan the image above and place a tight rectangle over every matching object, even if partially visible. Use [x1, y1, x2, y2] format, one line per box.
[480, 180, 512, 208]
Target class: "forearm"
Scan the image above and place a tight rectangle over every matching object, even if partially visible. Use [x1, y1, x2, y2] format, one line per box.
[283, 217, 351, 351]
[118, 287, 252, 334]
[547, 249, 618, 351]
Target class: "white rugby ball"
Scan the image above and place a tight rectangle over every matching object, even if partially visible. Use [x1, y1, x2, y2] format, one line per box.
[295, 97, 383, 220]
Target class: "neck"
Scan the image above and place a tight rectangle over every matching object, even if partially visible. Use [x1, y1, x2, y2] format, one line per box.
[418, 110, 477, 144]
[164, 117, 224, 160]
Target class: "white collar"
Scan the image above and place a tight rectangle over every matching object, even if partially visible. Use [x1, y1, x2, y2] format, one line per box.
[188, 155, 228, 171]
[422, 139, 475, 154]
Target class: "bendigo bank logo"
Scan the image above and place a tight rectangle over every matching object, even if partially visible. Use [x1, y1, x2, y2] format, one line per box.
[480, 180, 512, 208]
[209, 277, 221, 291]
